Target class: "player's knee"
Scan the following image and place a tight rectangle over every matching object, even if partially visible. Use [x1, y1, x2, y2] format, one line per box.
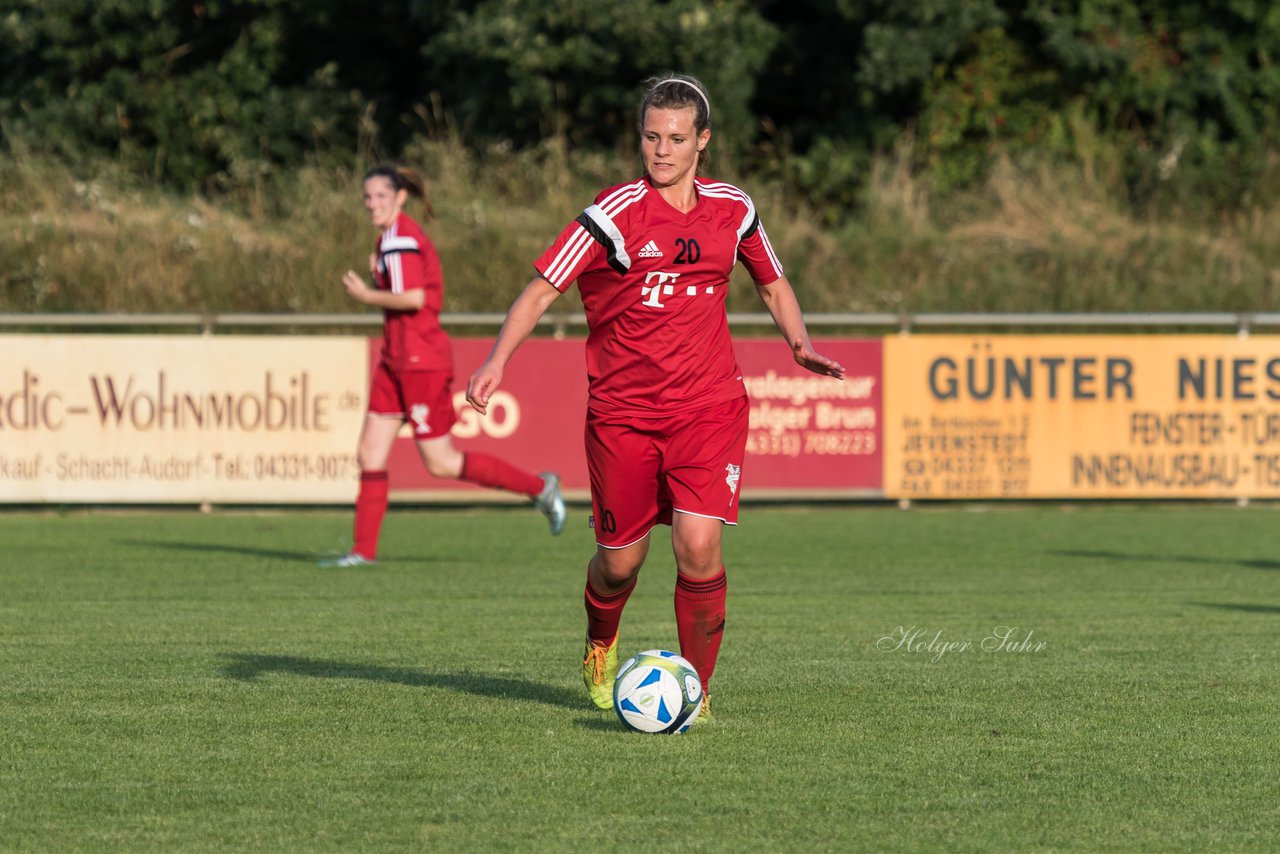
[673, 536, 720, 576]
[594, 552, 642, 588]
[417, 439, 463, 479]
[423, 454, 459, 479]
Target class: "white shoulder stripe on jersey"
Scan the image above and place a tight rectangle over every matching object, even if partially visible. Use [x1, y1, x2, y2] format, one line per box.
[697, 186, 758, 240]
[735, 197, 758, 239]
[698, 179, 748, 196]
[757, 223, 784, 278]
[555, 234, 599, 285]
[600, 182, 647, 215]
[698, 181, 752, 209]
[697, 183, 781, 276]
[381, 235, 420, 252]
[542, 181, 647, 287]
[542, 225, 592, 286]
[382, 223, 403, 294]
[581, 203, 632, 270]
[545, 224, 593, 284]
[597, 179, 648, 211]
[388, 249, 405, 293]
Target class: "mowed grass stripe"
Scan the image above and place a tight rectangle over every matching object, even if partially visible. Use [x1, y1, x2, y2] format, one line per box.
[1, 506, 1277, 850]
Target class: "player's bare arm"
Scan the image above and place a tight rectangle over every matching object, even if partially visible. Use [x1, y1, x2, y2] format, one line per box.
[466, 277, 562, 414]
[342, 270, 425, 311]
[755, 275, 846, 380]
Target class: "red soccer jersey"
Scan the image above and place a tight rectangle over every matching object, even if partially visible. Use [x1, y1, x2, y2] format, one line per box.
[373, 212, 452, 372]
[534, 176, 783, 415]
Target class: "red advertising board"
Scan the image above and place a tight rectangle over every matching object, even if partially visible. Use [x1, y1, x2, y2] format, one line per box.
[738, 338, 883, 496]
[374, 337, 883, 499]
[375, 338, 589, 498]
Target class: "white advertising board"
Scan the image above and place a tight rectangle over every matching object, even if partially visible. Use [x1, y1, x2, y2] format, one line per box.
[0, 335, 367, 503]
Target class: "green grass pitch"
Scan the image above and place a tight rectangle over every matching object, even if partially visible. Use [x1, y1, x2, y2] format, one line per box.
[2, 505, 1277, 850]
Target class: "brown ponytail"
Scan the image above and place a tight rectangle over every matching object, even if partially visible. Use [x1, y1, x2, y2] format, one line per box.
[363, 164, 435, 222]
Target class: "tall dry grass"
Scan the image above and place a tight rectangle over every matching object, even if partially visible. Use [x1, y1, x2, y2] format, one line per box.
[4, 138, 1280, 317]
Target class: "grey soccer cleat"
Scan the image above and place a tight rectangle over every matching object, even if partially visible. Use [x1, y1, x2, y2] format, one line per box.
[534, 472, 567, 536]
[318, 552, 376, 568]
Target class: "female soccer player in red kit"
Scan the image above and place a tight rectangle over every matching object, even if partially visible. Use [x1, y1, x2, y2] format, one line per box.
[467, 76, 845, 716]
[322, 165, 566, 567]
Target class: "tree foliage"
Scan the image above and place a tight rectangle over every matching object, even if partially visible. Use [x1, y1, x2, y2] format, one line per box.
[4, 0, 1280, 207]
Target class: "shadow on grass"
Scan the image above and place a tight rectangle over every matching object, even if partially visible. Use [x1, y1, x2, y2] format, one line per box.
[1191, 602, 1280, 615]
[574, 715, 623, 731]
[117, 539, 423, 565]
[221, 652, 582, 709]
[1052, 549, 1280, 571]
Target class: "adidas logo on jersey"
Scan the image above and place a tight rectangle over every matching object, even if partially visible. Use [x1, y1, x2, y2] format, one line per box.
[637, 240, 663, 259]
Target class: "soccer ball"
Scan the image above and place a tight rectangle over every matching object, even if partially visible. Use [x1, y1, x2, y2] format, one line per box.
[613, 650, 703, 734]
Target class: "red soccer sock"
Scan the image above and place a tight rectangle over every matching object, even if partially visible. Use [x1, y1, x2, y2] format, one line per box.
[352, 470, 389, 559]
[675, 568, 727, 695]
[585, 573, 637, 645]
[459, 452, 543, 497]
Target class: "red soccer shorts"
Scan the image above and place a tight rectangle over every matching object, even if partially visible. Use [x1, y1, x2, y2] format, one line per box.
[367, 362, 458, 440]
[585, 395, 749, 549]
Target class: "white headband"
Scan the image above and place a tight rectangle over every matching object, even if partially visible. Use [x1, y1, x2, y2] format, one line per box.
[656, 78, 711, 119]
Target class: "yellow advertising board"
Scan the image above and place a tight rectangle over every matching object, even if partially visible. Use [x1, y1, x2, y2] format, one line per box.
[884, 335, 1280, 499]
[0, 335, 367, 503]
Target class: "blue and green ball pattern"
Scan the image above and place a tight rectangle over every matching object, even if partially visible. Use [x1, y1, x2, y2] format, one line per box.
[612, 650, 702, 734]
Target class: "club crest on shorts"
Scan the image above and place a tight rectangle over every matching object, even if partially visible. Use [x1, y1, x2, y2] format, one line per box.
[725, 463, 741, 495]
[410, 404, 430, 433]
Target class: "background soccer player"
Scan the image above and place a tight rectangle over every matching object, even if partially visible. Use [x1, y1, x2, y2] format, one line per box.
[466, 76, 844, 716]
[322, 165, 566, 567]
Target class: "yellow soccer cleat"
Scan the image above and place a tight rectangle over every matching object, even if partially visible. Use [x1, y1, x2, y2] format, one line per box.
[582, 634, 619, 710]
[694, 692, 712, 724]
